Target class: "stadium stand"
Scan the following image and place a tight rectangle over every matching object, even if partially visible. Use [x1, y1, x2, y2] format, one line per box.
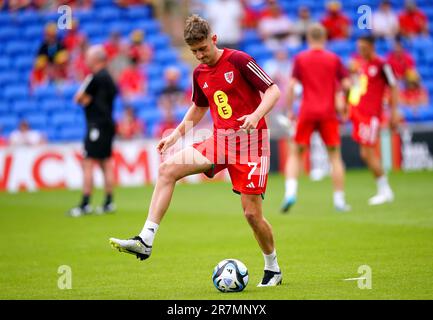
[0, 0, 432, 143]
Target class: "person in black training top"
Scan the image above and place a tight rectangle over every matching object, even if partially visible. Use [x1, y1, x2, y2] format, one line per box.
[68, 45, 118, 217]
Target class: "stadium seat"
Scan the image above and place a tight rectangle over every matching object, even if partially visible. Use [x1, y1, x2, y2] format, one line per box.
[0, 115, 19, 132]
[12, 100, 38, 114]
[3, 85, 28, 102]
[0, 27, 19, 41]
[51, 111, 78, 127]
[24, 112, 48, 129]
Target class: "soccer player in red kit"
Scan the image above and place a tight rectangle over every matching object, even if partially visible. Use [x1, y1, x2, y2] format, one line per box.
[110, 15, 283, 286]
[281, 23, 351, 213]
[349, 35, 399, 205]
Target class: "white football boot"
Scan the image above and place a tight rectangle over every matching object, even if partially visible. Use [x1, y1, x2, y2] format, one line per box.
[109, 236, 152, 260]
[257, 270, 283, 287]
[368, 188, 394, 206]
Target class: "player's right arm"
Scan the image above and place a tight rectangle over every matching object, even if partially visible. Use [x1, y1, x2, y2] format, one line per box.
[157, 103, 209, 154]
[74, 74, 94, 107]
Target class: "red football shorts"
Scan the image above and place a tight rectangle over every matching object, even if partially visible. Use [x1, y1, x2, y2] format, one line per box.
[192, 131, 270, 197]
[350, 109, 380, 146]
[294, 118, 341, 147]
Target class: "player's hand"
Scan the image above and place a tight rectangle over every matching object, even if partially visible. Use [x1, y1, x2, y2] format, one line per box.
[237, 113, 260, 133]
[157, 132, 179, 154]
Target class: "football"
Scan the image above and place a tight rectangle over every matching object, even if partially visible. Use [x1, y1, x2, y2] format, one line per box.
[212, 259, 249, 292]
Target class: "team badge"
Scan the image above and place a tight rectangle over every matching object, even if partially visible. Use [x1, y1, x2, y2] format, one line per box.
[224, 71, 234, 84]
[368, 65, 378, 77]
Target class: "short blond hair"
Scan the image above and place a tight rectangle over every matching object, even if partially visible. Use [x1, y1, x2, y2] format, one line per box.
[307, 23, 327, 42]
[184, 14, 211, 46]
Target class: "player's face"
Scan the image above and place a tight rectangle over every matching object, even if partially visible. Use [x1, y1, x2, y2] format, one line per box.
[357, 40, 373, 59]
[189, 36, 217, 65]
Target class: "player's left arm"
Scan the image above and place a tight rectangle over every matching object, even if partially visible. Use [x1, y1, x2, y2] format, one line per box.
[238, 84, 280, 131]
[383, 63, 399, 130]
[232, 52, 280, 131]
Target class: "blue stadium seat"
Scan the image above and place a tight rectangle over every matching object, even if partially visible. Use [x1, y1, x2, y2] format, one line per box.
[0, 115, 19, 132]
[24, 112, 48, 129]
[244, 44, 273, 61]
[58, 126, 85, 141]
[41, 99, 67, 113]
[33, 85, 58, 101]
[4, 85, 28, 102]
[98, 7, 121, 22]
[147, 34, 170, 50]
[125, 6, 151, 20]
[154, 49, 178, 65]
[24, 25, 44, 40]
[0, 27, 19, 41]
[135, 20, 160, 36]
[14, 55, 34, 71]
[0, 57, 11, 70]
[5, 42, 30, 56]
[51, 111, 78, 127]
[12, 100, 38, 114]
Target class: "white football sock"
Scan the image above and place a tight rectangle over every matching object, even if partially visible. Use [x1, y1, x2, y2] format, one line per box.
[139, 220, 159, 246]
[333, 190, 346, 207]
[376, 175, 390, 193]
[285, 179, 298, 198]
[263, 249, 280, 273]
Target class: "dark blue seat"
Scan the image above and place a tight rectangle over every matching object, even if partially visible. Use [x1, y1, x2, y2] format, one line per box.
[4, 85, 28, 102]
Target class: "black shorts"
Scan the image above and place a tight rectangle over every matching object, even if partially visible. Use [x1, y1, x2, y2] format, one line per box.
[84, 123, 115, 159]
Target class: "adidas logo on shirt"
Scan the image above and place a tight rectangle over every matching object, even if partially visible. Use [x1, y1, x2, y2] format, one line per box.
[246, 182, 255, 188]
[203, 82, 208, 89]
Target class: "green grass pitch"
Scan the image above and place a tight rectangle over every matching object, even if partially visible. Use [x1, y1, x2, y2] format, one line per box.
[0, 170, 432, 300]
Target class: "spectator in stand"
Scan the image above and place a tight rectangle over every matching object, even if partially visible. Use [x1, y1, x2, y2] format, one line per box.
[52, 50, 71, 84]
[9, 120, 45, 146]
[63, 19, 86, 54]
[153, 104, 179, 139]
[30, 55, 50, 89]
[71, 36, 91, 82]
[37, 23, 65, 63]
[398, 0, 429, 38]
[118, 56, 147, 100]
[386, 36, 415, 81]
[294, 6, 314, 44]
[263, 47, 292, 112]
[258, 0, 301, 50]
[104, 31, 122, 61]
[240, 0, 261, 29]
[159, 66, 187, 109]
[116, 105, 145, 139]
[105, 31, 129, 81]
[372, 0, 399, 40]
[128, 29, 153, 65]
[321, 1, 351, 40]
[205, 0, 244, 50]
[399, 68, 429, 107]
[57, 0, 93, 10]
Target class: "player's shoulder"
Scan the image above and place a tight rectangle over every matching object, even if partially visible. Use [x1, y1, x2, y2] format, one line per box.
[193, 64, 208, 78]
[226, 49, 254, 65]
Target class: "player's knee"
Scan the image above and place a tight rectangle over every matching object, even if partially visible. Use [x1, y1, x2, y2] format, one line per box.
[158, 161, 176, 181]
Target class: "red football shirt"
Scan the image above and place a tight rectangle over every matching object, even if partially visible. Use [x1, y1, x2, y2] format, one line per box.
[292, 48, 348, 121]
[192, 49, 273, 133]
[399, 10, 428, 35]
[352, 55, 396, 118]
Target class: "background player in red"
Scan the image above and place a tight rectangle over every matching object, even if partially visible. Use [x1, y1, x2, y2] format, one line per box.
[349, 35, 399, 205]
[281, 23, 351, 213]
[110, 15, 283, 287]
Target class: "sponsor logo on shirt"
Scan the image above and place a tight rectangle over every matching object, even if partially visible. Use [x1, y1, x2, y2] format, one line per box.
[214, 90, 233, 119]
